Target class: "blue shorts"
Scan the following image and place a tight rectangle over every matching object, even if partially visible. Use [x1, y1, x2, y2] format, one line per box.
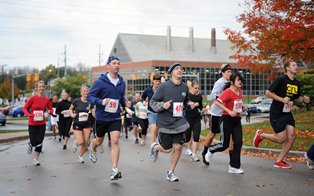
[147, 111, 157, 125]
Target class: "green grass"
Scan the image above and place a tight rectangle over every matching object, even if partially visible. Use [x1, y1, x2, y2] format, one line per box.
[0, 130, 28, 134]
[201, 110, 314, 151]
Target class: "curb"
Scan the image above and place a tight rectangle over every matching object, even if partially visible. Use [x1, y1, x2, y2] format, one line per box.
[0, 132, 53, 144]
[242, 146, 306, 157]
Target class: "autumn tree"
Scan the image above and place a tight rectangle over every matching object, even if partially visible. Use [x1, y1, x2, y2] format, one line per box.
[224, 0, 313, 73]
[0, 77, 20, 100]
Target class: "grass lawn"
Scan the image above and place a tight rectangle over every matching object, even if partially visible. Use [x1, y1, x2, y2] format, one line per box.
[0, 130, 28, 134]
[201, 110, 314, 151]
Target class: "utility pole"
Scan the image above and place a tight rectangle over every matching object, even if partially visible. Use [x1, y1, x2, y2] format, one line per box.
[11, 73, 27, 108]
[1, 64, 7, 82]
[57, 50, 60, 78]
[99, 44, 101, 66]
[64, 45, 67, 76]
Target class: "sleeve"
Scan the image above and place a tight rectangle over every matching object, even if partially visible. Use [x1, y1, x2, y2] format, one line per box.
[209, 81, 222, 101]
[268, 77, 283, 93]
[22, 97, 33, 117]
[87, 79, 103, 106]
[150, 85, 165, 112]
[217, 89, 230, 104]
[46, 99, 53, 114]
[142, 88, 148, 101]
[199, 95, 203, 111]
[55, 102, 62, 115]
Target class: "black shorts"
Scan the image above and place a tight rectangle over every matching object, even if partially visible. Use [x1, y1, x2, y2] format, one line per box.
[95, 120, 121, 138]
[210, 115, 222, 134]
[158, 132, 184, 150]
[132, 116, 138, 126]
[270, 112, 295, 133]
[72, 122, 91, 131]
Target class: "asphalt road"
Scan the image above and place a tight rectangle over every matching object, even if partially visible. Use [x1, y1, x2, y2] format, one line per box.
[0, 135, 313, 196]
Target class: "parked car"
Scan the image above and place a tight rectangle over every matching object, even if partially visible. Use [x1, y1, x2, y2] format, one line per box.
[9, 106, 25, 117]
[0, 106, 11, 115]
[244, 104, 258, 114]
[256, 102, 272, 113]
[251, 96, 266, 104]
[0, 111, 6, 126]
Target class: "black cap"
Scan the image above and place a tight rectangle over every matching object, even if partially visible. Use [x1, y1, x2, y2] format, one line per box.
[168, 63, 182, 74]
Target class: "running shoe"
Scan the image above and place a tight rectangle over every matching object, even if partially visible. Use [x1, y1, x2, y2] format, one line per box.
[72, 141, 77, 153]
[253, 130, 263, 148]
[59, 137, 62, 142]
[149, 142, 159, 162]
[27, 143, 32, 154]
[140, 140, 146, 146]
[89, 150, 97, 163]
[305, 153, 314, 170]
[274, 160, 292, 169]
[33, 159, 40, 166]
[77, 155, 84, 163]
[190, 154, 200, 162]
[110, 168, 122, 180]
[228, 166, 244, 174]
[202, 152, 210, 166]
[166, 171, 179, 182]
[205, 150, 213, 163]
[135, 138, 139, 144]
[185, 148, 193, 156]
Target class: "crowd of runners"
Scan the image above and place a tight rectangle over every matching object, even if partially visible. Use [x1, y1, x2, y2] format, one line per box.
[22, 56, 313, 182]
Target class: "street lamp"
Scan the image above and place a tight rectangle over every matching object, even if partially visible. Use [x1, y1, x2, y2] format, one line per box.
[48, 69, 52, 97]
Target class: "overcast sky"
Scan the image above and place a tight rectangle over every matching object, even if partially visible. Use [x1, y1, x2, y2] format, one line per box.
[0, 0, 244, 71]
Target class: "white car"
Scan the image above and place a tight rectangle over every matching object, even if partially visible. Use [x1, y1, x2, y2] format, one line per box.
[256, 102, 271, 113]
[251, 96, 266, 104]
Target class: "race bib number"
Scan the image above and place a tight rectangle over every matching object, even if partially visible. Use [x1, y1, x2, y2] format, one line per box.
[283, 101, 293, 113]
[52, 108, 56, 115]
[173, 102, 183, 117]
[105, 99, 119, 113]
[63, 110, 70, 117]
[33, 110, 44, 121]
[233, 99, 243, 113]
[78, 112, 88, 122]
[139, 112, 147, 119]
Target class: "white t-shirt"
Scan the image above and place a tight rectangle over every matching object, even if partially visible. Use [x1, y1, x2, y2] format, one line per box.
[107, 73, 119, 86]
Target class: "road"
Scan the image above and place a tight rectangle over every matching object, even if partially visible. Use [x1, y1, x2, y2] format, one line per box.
[0, 134, 313, 196]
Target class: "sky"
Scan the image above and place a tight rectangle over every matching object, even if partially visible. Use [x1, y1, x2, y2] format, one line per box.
[0, 0, 245, 71]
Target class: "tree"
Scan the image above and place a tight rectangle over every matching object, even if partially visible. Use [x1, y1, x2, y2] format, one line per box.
[52, 74, 88, 98]
[0, 77, 20, 100]
[296, 68, 314, 106]
[224, 0, 314, 73]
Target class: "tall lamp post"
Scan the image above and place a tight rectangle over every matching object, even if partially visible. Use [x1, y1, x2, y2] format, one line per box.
[48, 69, 52, 97]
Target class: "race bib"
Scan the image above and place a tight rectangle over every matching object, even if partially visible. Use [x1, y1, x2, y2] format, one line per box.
[139, 112, 147, 119]
[63, 110, 70, 117]
[33, 110, 44, 121]
[52, 108, 56, 115]
[105, 99, 119, 113]
[173, 102, 183, 117]
[233, 99, 243, 113]
[78, 112, 88, 122]
[283, 101, 293, 113]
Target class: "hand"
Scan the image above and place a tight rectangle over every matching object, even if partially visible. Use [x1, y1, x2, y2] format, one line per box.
[163, 100, 172, 110]
[102, 98, 109, 106]
[228, 110, 237, 117]
[281, 97, 290, 104]
[304, 96, 310, 104]
[188, 102, 196, 110]
[71, 113, 77, 118]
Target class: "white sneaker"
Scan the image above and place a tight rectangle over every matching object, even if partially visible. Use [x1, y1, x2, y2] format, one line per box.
[77, 155, 84, 163]
[33, 159, 40, 166]
[185, 148, 193, 156]
[305, 153, 314, 170]
[110, 168, 122, 180]
[190, 154, 200, 162]
[204, 150, 213, 163]
[228, 166, 244, 174]
[166, 171, 179, 182]
[72, 141, 77, 153]
[140, 140, 146, 146]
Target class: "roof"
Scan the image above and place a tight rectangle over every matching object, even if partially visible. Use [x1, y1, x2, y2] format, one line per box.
[109, 33, 236, 64]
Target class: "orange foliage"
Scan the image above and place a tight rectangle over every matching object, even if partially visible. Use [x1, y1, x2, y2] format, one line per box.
[224, 0, 314, 74]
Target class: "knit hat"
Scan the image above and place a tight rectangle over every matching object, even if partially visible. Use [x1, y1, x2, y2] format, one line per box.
[107, 56, 120, 64]
[168, 63, 182, 74]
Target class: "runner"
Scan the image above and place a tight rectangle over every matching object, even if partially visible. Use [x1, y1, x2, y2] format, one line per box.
[201, 64, 233, 166]
[131, 93, 141, 144]
[184, 79, 203, 162]
[87, 55, 126, 180]
[149, 63, 197, 182]
[50, 95, 59, 140]
[253, 60, 310, 169]
[22, 81, 53, 166]
[70, 85, 94, 163]
[142, 74, 161, 144]
[123, 100, 134, 139]
[305, 144, 314, 170]
[134, 99, 149, 145]
[56, 90, 72, 150]
[205, 72, 244, 174]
